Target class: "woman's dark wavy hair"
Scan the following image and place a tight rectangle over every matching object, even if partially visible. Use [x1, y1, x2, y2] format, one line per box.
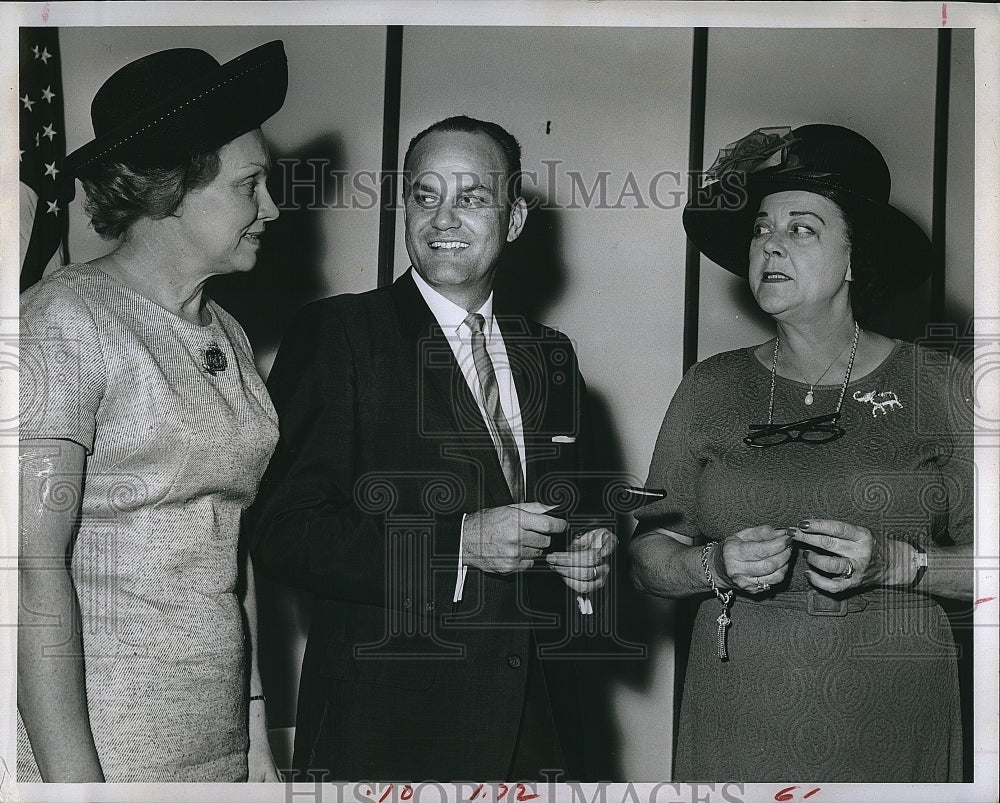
[814, 188, 890, 328]
[80, 150, 222, 240]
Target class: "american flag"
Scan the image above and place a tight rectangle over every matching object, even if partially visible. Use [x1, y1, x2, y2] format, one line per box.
[19, 28, 70, 291]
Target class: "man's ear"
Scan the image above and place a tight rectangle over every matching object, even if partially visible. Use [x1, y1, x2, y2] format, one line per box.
[506, 197, 528, 243]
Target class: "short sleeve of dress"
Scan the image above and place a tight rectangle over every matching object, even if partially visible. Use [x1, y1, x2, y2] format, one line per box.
[634, 359, 707, 542]
[20, 277, 106, 452]
[936, 352, 975, 546]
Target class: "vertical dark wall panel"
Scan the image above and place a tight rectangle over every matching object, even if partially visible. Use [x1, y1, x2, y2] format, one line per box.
[944, 29, 975, 329]
[377, 25, 403, 288]
[683, 29, 708, 373]
[931, 29, 953, 323]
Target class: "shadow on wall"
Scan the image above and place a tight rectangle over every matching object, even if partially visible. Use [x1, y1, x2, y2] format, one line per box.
[875, 283, 933, 342]
[208, 132, 344, 371]
[720, 275, 774, 335]
[493, 191, 567, 322]
[941, 299, 975, 343]
[494, 193, 673, 780]
[211, 134, 346, 746]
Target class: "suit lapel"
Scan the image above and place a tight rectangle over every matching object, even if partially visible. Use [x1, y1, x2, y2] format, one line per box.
[392, 271, 513, 506]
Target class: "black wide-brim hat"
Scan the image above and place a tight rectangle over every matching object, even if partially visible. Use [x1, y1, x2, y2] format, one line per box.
[682, 124, 934, 294]
[64, 40, 287, 177]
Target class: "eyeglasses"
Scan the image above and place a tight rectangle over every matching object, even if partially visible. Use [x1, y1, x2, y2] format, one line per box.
[744, 412, 845, 448]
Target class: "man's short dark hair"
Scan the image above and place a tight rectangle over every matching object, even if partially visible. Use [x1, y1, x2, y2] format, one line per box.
[403, 115, 522, 203]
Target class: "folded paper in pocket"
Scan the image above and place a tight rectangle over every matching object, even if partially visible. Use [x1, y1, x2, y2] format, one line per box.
[551, 435, 576, 443]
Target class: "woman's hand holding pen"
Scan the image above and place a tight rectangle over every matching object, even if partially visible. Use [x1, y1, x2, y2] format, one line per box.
[790, 519, 913, 591]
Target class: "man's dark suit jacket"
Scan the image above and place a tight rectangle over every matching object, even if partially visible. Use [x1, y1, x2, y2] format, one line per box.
[250, 270, 598, 781]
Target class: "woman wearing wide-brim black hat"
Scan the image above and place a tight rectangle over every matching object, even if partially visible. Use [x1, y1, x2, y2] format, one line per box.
[630, 124, 974, 781]
[19, 40, 287, 782]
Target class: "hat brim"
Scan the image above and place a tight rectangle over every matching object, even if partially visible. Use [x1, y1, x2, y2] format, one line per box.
[683, 173, 935, 294]
[65, 40, 287, 176]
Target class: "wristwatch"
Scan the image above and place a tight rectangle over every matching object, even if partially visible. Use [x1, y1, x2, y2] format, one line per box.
[910, 544, 928, 589]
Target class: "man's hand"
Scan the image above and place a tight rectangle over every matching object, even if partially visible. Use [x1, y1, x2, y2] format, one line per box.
[546, 527, 617, 593]
[462, 502, 568, 574]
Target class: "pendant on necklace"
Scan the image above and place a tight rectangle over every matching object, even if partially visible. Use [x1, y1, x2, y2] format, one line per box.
[804, 389, 815, 406]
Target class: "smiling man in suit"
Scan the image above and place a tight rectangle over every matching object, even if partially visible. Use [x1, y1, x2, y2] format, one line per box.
[250, 116, 616, 782]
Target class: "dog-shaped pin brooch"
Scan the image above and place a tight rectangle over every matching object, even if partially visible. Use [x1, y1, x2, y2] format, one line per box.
[853, 389, 903, 417]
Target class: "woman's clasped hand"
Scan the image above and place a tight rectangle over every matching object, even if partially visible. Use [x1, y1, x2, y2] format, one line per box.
[711, 526, 793, 593]
[712, 519, 921, 594]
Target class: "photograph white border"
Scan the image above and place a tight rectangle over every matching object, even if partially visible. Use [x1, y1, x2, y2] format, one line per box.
[2, 3, 997, 802]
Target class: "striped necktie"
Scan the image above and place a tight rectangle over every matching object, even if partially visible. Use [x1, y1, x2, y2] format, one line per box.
[464, 313, 524, 503]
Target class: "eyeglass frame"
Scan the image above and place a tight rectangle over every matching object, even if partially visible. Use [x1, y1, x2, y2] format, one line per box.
[744, 411, 845, 448]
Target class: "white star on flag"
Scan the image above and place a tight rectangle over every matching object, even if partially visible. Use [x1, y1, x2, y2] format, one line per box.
[21, 28, 69, 289]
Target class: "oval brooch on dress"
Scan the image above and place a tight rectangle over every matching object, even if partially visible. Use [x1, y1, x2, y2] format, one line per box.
[202, 344, 228, 376]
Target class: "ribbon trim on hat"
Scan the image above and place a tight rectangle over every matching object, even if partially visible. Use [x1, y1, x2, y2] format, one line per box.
[705, 126, 797, 181]
[703, 125, 840, 189]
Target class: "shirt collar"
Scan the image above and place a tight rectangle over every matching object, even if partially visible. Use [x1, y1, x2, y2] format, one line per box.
[410, 267, 494, 338]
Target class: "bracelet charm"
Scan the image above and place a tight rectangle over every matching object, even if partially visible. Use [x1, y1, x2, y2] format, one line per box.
[701, 543, 734, 660]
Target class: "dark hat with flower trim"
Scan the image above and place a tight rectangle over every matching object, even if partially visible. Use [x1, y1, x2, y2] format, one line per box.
[64, 40, 287, 177]
[682, 124, 934, 293]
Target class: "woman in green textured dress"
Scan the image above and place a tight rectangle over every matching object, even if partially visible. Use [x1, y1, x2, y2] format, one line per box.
[18, 41, 287, 782]
[630, 124, 974, 782]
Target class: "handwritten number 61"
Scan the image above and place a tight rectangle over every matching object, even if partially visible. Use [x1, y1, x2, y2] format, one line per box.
[775, 787, 821, 802]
